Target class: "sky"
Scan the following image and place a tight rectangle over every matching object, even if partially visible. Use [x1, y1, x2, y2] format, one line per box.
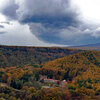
[0, 0, 100, 46]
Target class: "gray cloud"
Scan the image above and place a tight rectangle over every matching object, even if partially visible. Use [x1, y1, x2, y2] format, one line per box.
[16, 0, 80, 28]
[0, 31, 6, 34]
[1, 0, 100, 45]
[0, 21, 11, 25]
[29, 23, 99, 45]
[15, 0, 82, 45]
[1, 0, 18, 20]
[0, 25, 4, 28]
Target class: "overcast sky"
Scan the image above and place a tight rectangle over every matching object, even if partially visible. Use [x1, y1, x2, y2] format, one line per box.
[0, 0, 100, 46]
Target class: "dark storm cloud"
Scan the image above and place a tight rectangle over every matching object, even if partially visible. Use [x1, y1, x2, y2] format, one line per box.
[1, 0, 100, 46]
[2, 0, 79, 27]
[16, 0, 83, 45]
[22, 13, 79, 28]
[19, 0, 79, 28]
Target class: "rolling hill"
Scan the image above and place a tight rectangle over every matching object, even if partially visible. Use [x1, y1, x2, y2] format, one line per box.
[39, 51, 100, 99]
[0, 45, 80, 67]
[41, 51, 100, 80]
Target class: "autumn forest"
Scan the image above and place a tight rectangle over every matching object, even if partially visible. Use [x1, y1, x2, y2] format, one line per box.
[0, 45, 100, 100]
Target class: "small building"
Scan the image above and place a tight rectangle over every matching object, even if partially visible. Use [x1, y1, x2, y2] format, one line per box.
[44, 79, 60, 85]
[60, 80, 67, 86]
[40, 75, 47, 80]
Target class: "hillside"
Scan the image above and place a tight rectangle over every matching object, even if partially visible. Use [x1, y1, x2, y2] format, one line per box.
[41, 51, 100, 80]
[38, 51, 100, 99]
[0, 51, 100, 99]
[0, 45, 80, 67]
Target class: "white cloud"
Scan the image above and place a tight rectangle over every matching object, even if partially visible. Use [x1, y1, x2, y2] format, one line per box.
[0, 13, 6, 22]
[72, 0, 100, 25]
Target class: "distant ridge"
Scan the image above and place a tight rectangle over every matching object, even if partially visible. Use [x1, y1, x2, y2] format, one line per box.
[69, 43, 100, 50]
[76, 43, 100, 47]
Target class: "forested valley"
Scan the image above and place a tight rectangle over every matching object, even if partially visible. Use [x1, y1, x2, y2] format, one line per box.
[0, 45, 100, 100]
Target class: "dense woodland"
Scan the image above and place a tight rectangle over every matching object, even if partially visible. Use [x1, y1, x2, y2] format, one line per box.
[0, 46, 100, 100]
[0, 45, 80, 67]
[41, 51, 100, 80]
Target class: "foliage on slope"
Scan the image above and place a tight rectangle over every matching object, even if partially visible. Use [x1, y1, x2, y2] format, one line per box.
[39, 51, 100, 99]
[41, 51, 100, 80]
[0, 51, 100, 99]
[0, 45, 80, 67]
